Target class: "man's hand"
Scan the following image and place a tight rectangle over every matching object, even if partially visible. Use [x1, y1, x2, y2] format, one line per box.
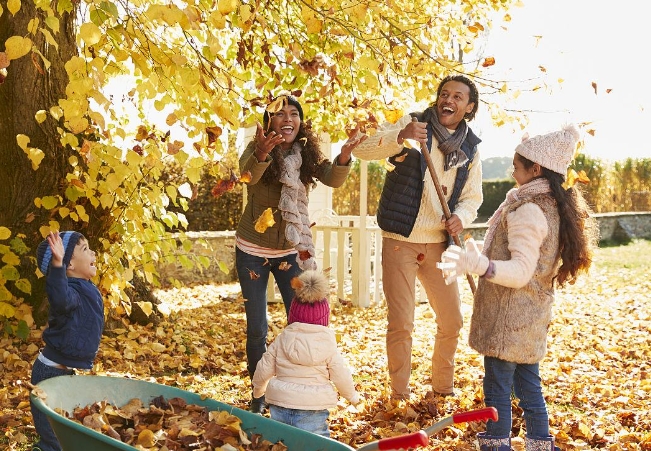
[397, 120, 427, 146]
[443, 214, 463, 237]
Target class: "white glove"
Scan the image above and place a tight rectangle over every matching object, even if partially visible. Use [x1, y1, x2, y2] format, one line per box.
[437, 238, 490, 285]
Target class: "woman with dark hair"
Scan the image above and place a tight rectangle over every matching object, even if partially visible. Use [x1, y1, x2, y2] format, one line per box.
[235, 94, 365, 413]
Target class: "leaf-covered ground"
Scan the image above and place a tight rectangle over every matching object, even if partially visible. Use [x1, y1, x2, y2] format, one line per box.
[2, 240, 650, 450]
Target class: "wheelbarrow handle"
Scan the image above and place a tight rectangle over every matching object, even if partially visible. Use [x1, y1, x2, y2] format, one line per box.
[356, 430, 428, 451]
[452, 407, 498, 424]
[424, 406, 498, 436]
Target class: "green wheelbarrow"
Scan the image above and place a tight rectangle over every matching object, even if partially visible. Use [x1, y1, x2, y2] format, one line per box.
[30, 375, 497, 450]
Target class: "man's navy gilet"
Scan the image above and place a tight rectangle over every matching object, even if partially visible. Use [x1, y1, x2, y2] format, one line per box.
[377, 115, 481, 238]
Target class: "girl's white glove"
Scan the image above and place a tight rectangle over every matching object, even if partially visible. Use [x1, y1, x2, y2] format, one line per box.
[437, 238, 490, 285]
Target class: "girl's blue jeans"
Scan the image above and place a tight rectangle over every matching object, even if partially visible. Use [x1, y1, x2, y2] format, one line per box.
[483, 356, 550, 439]
[235, 248, 302, 379]
[269, 405, 330, 437]
[30, 358, 74, 451]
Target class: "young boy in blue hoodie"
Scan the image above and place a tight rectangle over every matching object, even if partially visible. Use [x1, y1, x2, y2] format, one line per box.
[30, 231, 104, 451]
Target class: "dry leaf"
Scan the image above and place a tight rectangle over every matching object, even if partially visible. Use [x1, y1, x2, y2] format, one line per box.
[482, 56, 496, 68]
[239, 170, 252, 183]
[206, 125, 222, 145]
[254, 208, 276, 233]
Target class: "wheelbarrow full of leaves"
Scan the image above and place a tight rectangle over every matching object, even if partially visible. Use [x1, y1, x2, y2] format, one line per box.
[30, 375, 497, 450]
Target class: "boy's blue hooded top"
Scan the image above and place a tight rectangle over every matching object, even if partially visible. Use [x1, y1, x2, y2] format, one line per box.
[36, 232, 104, 369]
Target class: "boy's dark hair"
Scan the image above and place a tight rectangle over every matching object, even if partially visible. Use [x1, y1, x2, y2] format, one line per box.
[434, 74, 479, 121]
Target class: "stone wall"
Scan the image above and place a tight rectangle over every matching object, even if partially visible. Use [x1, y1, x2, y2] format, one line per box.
[158, 212, 651, 286]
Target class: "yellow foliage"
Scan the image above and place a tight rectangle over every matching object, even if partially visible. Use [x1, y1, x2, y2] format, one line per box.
[1, 0, 526, 336]
[4, 36, 31, 60]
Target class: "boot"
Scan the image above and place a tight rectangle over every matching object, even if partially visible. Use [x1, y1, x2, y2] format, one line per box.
[525, 435, 560, 451]
[478, 432, 511, 451]
[248, 395, 267, 414]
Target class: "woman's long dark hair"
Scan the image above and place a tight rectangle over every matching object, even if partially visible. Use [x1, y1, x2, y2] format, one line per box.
[520, 156, 599, 287]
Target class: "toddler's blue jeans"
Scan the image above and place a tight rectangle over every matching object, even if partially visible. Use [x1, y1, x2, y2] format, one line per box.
[269, 405, 330, 437]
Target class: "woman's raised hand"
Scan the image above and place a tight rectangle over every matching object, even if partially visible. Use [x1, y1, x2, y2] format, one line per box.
[254, 122, 285, 161]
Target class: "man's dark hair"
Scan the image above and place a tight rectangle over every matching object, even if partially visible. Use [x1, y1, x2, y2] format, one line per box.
[435, 74, 479, 121]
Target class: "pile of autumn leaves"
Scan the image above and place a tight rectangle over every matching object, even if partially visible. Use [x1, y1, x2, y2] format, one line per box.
[59, 396, 288, 450]
[2, 242, 651, 450]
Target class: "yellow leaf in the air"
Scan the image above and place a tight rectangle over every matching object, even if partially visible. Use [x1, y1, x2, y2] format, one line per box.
[383, 108, 404, 124]
[3, 252, 20, 266]
[266, 96, 287, 114]
[165, 113, 178, 126]
[254, 208, 275, 233]
[5, 36, 32, 60]
[41, 196, 59, 210]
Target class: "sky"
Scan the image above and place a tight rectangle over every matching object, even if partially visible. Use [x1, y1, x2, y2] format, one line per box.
[470, 0, 649, 162]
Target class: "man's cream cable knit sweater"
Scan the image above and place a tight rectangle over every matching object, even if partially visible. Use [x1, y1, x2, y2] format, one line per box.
[353, 115, 483, 243]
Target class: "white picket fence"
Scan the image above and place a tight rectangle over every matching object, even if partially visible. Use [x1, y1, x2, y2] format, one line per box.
[311, 213, 383, 307]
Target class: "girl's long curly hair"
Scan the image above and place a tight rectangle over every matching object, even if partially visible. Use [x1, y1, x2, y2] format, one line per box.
[520, 157, 600, 287]
[258, 119, 328, 188]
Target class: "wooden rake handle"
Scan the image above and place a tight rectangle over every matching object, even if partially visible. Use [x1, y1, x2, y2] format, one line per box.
[414, 118, 477, 294]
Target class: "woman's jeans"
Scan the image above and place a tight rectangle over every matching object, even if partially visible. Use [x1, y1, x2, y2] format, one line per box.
[235, 248, 302, 379]
[483, 356, 550, 438]
[30, 358, 74, 451]
[269, 405, 330, 437]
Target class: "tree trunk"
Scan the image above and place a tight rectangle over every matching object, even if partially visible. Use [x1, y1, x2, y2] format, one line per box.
[0, 1, 80, 324]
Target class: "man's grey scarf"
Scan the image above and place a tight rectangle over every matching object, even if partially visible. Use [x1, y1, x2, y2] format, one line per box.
[424, 107, 469, 171]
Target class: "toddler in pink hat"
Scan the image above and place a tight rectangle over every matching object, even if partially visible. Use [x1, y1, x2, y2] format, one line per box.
[252, 270, 359, 437]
